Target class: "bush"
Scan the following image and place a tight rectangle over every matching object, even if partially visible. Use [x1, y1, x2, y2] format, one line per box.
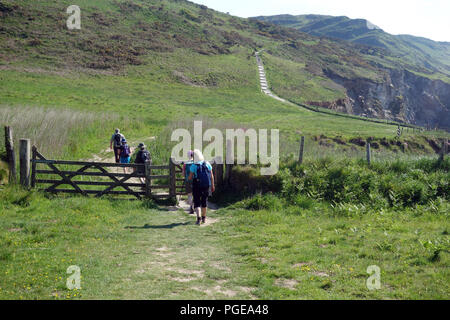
[230, 165, 283, 195]
[243, 193, 283, 211]
[226, 157, 448, 211]
[291, 194, 315, 209]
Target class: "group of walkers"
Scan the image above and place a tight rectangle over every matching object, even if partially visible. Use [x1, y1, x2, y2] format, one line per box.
[110, 129, 150, 181]
[110, 129, 214, 225]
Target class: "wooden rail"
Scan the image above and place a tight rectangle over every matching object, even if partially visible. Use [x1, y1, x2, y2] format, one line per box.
[30, 147, 174, 200]
[29, 147, 227, 201]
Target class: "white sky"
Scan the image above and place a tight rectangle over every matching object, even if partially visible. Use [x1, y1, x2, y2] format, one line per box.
[190, 0, 450, 42]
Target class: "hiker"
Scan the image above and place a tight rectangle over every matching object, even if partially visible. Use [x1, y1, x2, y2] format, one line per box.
[134, 143, 151, 184]
[188, 149, 215, 225]
[182, 150, 195, 215]
[119, 138, 132, 173]
[110, 129, 125, 164]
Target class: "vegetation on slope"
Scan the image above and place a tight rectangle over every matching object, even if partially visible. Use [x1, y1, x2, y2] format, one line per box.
[1, 156, 448, 299]
[255, 14, 450, 81]
[2, 0, 449, 129]
[0, 0, 449, 301]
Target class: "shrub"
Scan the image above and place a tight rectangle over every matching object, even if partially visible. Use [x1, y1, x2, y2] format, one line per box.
[243, 193, 283, 211]
[230, 165, 282, 195]
[225, 157, 449, 211]
[389, 160, 410, 174]
[292, 194, 315, 209]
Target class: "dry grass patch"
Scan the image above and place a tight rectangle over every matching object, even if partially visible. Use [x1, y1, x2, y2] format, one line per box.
[0, 105, 111, 157]
[275, 278, 298, 290]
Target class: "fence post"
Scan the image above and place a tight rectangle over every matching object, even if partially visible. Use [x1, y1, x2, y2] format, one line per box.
[4, 126, 16, 183]
[225, 164, 233, 188]
[169, 157, 176, 198]
[439, 139, 447, 162]
[215, 156, 224, 188]
[31, 145, 37, 188]
[225, 139, 233, 188]
[19, 139, 31, 187]
[299, 136, 305, 164]
[145, 160, 152, 198]
[366, 141, 371, 166]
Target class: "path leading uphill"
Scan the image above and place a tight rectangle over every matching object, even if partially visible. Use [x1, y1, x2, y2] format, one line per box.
[255, 51, 420, 129]
[255, 51, 293, 104]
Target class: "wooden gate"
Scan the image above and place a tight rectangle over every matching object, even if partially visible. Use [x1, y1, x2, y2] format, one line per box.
[31, 147, 174, 200]
[30, 146, 225, 200]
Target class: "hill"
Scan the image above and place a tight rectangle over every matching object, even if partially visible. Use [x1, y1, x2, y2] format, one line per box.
[254, 14, 450, 78]
[0, 0, 448, 157]
[0, 0, 449, 301]
[254, 14, 450, 129]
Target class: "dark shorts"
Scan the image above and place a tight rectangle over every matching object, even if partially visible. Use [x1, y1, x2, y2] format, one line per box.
[113, 147, 121, 163]
[193, 185, 209, 208]
[135, 164, 145, 175]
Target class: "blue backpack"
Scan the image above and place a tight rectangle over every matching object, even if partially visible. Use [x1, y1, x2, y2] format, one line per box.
[121, 144, 131, 158]
[194, 162, 211, 188]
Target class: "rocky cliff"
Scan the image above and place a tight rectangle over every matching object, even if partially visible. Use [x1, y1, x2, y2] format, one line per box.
[307, 69, 450, 130]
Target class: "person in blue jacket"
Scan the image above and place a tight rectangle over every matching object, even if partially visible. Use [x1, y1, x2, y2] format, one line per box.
[188, 149, 215, 225]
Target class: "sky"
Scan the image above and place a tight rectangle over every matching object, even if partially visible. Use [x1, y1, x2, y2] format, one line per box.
[190, 0, 450, 42]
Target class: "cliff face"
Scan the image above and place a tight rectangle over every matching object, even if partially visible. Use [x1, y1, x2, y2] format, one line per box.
[316, 69, 450, 130]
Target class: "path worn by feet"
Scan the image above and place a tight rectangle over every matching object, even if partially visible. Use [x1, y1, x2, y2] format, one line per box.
[175, 199, 219, 227]
[93, 204, 256, 300]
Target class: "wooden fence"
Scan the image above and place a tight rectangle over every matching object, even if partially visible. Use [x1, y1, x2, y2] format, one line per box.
[27, 144, 225, 200]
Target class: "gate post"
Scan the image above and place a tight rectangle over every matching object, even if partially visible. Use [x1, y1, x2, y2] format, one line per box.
[225, 139, 233, 188]
[215, 156, 224, 188]
[439, 139, 447, 162]
[31, 146, 37, 188]
[366, 141, 371, 166]
[145, 160, 152, 198]
[4, 126, 16, 183]
[299, 136, 305, 164]
[169, 157, 176, 198]
[19, 139, 31, 187]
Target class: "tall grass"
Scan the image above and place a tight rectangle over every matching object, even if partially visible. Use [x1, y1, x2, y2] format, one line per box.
[149, 116, 265, 164]
[0, 105, 112, 158]
[281, 135, 444, 164]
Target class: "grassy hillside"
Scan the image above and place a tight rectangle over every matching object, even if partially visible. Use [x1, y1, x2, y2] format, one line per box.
[0, 0, 449, 301]
[2, 0, 450, 131]
[255, 14, 450, 81]
[2, 0, 447, 162]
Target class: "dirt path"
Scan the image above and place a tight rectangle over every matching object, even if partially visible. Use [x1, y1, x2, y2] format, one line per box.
[85, 136, 156, 187]
[81, 137, 254, 299]
[100, 204, 256, 300]
[173, 199, 220, 227]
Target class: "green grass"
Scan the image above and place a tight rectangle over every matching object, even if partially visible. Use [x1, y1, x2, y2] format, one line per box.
[1, 58, 447, 165]
[1, 0, 449, 134]
[220, 203, 449, 299]
[0, 187, 256, 299]
[0, 185, 448, 299]
[0, 0, 449, 300]
[263, 52, 346, 103]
